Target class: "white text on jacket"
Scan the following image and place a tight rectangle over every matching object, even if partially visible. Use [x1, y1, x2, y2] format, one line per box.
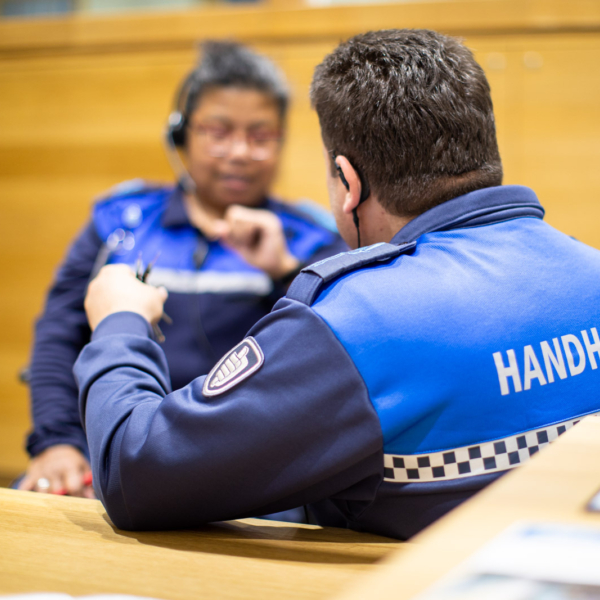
[493, 328, 600, 395]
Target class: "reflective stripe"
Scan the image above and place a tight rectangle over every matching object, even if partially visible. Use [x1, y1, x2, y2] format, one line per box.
[146, 268, 273, 295]
[383, 413, 600, 483]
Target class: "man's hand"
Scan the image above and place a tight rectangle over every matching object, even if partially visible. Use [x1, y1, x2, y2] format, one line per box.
[19, 445, 95, 498]
[214, 205, 299, 280]
[85, 264, 168, 331]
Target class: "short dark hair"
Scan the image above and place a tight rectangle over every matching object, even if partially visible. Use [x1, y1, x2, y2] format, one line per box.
[310, 29, 503, 217]
[179, 40, 289, 120]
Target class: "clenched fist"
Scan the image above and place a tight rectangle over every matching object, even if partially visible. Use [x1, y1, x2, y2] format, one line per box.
[85, 264, 168, 331]
[19, 445, 94, 498]
[214, 205, 299, 280]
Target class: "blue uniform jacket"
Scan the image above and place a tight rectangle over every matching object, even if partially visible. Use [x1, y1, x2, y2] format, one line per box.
[74, 185, 600, 539]
[27, 181, 346, 459]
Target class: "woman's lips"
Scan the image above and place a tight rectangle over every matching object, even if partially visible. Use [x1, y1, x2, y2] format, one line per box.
[220, 174, 252, 192]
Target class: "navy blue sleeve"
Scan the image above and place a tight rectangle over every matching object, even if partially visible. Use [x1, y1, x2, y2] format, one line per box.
[27, 221, 102, 457]
[74, 300, 383, 531]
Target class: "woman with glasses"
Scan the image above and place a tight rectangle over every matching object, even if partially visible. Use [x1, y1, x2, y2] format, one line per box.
[20, 41, 347, 503]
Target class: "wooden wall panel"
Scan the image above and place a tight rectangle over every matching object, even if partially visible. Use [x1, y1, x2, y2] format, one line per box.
[508, 34, 600, 241]
[0, 51, 186, 475]
[261, 41, 338, 207]
[1, 1, 599, 479]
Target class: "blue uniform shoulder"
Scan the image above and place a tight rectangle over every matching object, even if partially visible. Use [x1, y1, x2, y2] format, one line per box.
[93, 180, 173, 241]
[287, 241, 416, 306]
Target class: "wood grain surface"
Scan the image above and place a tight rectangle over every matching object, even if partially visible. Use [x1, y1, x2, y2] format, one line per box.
[0, 487, 402, 600]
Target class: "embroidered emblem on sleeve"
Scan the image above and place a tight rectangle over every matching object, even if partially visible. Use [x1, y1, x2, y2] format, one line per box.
[202, 337, 264, 397]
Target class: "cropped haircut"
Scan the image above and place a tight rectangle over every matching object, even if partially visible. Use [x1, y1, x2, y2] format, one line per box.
[310, 29, 503, 217]
[180, 40, 289, 121]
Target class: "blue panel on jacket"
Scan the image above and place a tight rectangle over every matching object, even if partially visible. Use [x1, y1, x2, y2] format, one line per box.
[313, 217, 600, 455]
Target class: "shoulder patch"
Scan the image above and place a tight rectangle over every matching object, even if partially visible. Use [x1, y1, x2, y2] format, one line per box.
[286, 241, 416, 306]
[93, 183, 172, 242]
[203, 337, 264, 397]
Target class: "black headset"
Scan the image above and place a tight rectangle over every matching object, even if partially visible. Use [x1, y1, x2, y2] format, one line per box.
[330, 151, 371, 248]
[163, 72, 202, 193]
[165, 71, 200, 150]
[167, 111, 187, 148]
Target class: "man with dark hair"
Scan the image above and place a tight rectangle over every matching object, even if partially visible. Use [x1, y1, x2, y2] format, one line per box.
[311, 29, 502, 218]
[75, 29, 600, 539]
[20, 40, 346, 500]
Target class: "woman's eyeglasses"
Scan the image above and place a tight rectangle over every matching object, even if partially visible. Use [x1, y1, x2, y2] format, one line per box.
[189, 123, 281, 161]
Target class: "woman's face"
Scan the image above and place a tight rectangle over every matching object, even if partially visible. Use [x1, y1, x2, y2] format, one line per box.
[184, 86, 283, 211]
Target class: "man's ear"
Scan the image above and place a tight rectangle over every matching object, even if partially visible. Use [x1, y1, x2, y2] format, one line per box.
[334, 155, 362, 215]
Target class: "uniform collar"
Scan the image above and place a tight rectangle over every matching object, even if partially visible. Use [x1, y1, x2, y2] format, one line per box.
[391, 185, 545, 245]
[161, 185, 190, 228]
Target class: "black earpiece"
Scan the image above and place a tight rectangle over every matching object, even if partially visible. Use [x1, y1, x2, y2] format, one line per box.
[165, 71, 200, 149]
[166, 111, 187, 148]
[335, 163, 350, 192]
[164, 72, 201, 193]
[331, 152, 371, 248]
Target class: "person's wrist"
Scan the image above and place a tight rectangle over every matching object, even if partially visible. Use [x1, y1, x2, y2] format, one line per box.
[271, 255, 305, 288]
[92, 311, 154, 341]
[270, 254, 300, 281]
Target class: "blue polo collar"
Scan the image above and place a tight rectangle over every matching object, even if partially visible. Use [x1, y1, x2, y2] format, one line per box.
[391, 185, 544, 245]
[161, 186, 191, 229]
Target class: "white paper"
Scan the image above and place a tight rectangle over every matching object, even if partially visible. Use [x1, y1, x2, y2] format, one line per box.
[417, 522, 600, 600]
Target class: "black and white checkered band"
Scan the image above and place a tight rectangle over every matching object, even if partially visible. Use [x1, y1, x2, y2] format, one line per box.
[383, 414, 599, 483]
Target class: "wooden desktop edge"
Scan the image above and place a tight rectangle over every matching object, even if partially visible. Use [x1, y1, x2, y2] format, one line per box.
[0, 485, 406, 600]
[333, 416, 600, 600]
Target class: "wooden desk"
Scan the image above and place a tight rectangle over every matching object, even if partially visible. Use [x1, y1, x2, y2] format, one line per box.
[335, 416, 600, 600]
[0, 488, 402, 600]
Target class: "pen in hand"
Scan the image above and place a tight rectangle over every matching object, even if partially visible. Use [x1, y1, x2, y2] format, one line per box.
[135, 253, 172, 342]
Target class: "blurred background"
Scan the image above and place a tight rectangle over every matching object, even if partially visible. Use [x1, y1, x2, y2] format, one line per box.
[0, 0, 599, 485]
